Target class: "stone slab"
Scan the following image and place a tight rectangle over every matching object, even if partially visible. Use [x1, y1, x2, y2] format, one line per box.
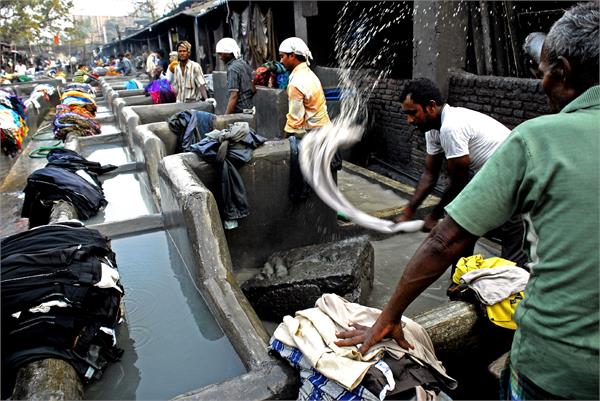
[241, 236, 374, 321]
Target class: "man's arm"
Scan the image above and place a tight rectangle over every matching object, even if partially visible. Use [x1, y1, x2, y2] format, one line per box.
[335, 216, 478, 352]
[396, 153, 444, 222]
[426, 155, 471, 229]
[225, 90, 239, 114]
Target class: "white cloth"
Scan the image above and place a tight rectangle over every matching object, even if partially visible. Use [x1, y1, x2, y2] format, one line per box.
[146, 53, 157, 75]
[216, 37, 241, 59]
[273, 293, 456, 390]
[300, 121, 425, 233]
[279, 37, 313, 65]
[96, 263, 123, 293]
[460, 266, 529, 305]
[425, 105, 510, 172]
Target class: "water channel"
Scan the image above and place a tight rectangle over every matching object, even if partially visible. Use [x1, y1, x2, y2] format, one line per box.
[85, 230, 246, 400]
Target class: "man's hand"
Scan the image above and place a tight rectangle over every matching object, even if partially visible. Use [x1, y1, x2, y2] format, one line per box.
[422, 213, 440, 232]
[393, 207, 415, 224]
[334, 318, 414, 355]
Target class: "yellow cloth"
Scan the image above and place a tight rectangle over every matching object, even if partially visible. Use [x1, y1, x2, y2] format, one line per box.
[453, 254, 522, 330]
[168, 60, 179, 73]
[452, 254, 516, 284]
[486, 292, 524, 330]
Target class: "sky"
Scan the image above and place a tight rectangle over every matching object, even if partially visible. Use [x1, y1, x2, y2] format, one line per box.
[72, 0, 181, 17]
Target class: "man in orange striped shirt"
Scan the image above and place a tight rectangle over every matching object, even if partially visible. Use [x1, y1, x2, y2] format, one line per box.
[279, 37, 331, 139]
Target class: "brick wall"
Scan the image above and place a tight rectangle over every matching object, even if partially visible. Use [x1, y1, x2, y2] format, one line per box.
[362, 70, 551, 185]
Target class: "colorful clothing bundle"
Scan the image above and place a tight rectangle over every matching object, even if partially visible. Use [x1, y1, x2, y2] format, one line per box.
[0, 89, 28, 157]
[253, 61, 289, 89]
[64, 83, 95, 96]
[53, 90, 100, 140]
[144, 79, 176, 104]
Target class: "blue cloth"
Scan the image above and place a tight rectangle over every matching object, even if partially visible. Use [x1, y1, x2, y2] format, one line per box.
[269, 338, 379, 401]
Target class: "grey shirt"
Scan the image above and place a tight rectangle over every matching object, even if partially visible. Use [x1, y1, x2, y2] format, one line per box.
[226, 58, 254, 112]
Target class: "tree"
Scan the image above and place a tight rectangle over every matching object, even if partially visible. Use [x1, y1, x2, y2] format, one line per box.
[132, 0, 157, 21]
[0, 0, 74, 46]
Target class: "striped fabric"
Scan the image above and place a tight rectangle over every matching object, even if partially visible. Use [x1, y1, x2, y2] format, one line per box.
[172, 60, 206, 103]
[270, 338, 379, 401]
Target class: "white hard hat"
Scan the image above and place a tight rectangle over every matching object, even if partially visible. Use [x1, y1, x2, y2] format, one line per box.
[216, 38, 241, 59]
[278, 37, 313, 65]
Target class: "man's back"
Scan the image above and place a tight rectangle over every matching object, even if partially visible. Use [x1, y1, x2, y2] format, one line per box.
[446, 85, 600, 399]
[285, 62, 330, 135]
[226, 58, 254, 112]
[425, 105, 510, 171]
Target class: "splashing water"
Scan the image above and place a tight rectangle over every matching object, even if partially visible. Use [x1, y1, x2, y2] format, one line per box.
[299, 2, 424, 234]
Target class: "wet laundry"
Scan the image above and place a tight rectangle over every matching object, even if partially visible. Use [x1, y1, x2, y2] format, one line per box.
[271, 294, 456, 395]
[451, 255, 528, 330]
[144, 78, 176, 104]
[1, 221, 124, 389]
[21, 149, 113, 227]
[189, 121, 266, 223]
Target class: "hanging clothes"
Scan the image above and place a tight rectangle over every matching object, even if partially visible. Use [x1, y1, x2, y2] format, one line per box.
[0, 89, 28, 157]
[189, 122, 266, 221]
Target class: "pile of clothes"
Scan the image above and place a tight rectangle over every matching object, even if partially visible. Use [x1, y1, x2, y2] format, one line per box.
[144, 79, 176, 104]
[167, 110, 266, 229]
[21, 148, 115, 227]
[448, 254, 530, 330]
[53, 84, 101, 140]
[253, 61, 289, 89]
[24, 84, 56, 112]
[0, 88, 28, 157]
[1, 220, 124, 391]
[270, 294, 457, 400]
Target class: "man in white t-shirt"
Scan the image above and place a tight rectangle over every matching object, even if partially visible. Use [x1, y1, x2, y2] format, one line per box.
[14, 61, 27, 76]
[396, 78, 527, 266]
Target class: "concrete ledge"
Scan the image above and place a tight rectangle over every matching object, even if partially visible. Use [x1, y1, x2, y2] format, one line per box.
[254, 87, 287, 139]
[113, 95, 154, 133]
[107, 89, 146, 114]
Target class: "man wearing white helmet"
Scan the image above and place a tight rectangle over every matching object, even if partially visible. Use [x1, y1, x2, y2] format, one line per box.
[279, 37, 330, 138]
[216, 37, 255, 114]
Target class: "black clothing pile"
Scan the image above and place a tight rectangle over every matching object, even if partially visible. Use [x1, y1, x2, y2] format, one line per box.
[1, 221, 124, 395]
[21, 149, 115, 227]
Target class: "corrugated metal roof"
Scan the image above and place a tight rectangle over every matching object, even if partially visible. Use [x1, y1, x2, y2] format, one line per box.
[117, 0, 225, 42]
[181, 0, 226, 17]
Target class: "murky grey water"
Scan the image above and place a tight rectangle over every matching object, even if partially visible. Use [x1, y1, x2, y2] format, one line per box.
[86, 171, 157, 225]
[81, 143, 132, 166]
[85, 230, 246, 400]
[338, 170, 408, 212]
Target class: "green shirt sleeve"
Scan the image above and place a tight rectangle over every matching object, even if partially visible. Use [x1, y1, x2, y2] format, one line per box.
[445, 131, 531, 236]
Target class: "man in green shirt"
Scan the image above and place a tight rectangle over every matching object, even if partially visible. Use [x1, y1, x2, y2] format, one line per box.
[336, 2, 599, 399]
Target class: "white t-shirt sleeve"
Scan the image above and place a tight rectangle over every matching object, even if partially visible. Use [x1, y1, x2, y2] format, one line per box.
[439, 125, 470, 159]
[425, 130, 444, 155]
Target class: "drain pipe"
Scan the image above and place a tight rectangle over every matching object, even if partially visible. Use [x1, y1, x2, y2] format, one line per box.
[11, 201, 83, 401]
